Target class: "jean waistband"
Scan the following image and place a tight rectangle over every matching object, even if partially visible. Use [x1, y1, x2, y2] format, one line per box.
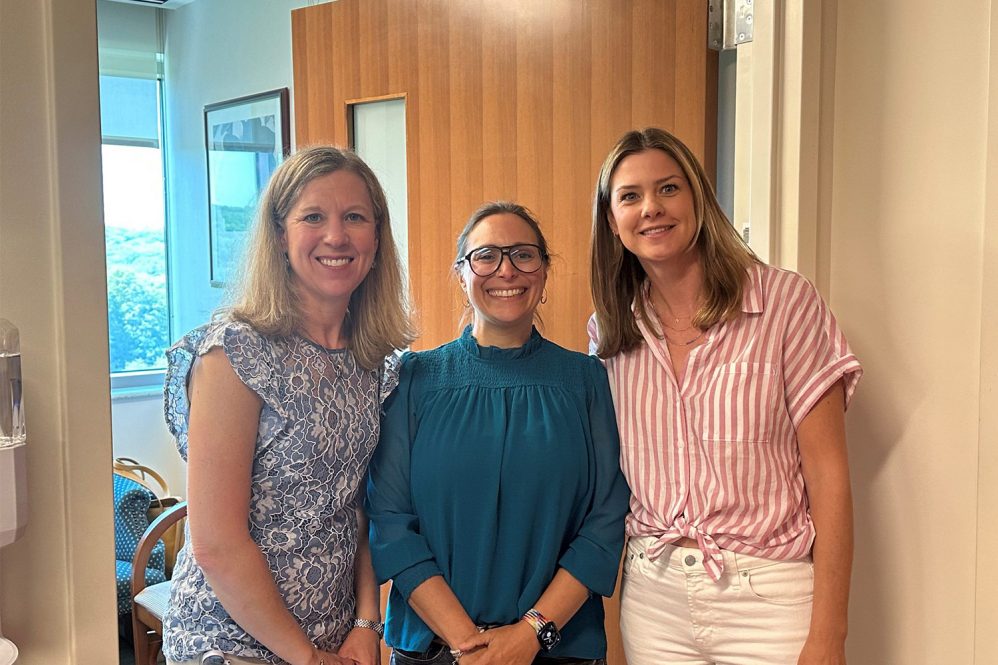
[628, 535, 811, 575]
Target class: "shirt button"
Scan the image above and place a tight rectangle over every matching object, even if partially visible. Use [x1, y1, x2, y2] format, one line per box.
[684, 555, 697, 566]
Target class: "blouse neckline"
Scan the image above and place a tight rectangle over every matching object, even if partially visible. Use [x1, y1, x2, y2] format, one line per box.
[458, 325, 543, 360]
[297, 333, 349, 355]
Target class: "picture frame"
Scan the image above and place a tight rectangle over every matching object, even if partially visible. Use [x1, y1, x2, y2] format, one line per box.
[204, 88, 290, 286]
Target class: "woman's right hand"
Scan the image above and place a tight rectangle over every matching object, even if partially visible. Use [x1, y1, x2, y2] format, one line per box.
[454, 624, 539, 665]
[312, 649, 356, 665]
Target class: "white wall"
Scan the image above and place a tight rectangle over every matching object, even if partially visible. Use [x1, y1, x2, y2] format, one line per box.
[104, 0, 314, 496]
[819, 1, 996, 661]
[715, 49, 737, 219]
[164, 0, 314, 338]
[0, 0, 118, 662]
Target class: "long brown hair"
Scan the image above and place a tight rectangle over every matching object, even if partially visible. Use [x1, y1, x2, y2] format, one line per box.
[222, 145, 415, 369]
[590, 128, 759, 358]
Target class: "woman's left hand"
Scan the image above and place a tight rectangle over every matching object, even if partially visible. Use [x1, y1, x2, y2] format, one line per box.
[337, 626, 381, 665]
[456, 623, 539, 665]
[797, 636, 846, 665]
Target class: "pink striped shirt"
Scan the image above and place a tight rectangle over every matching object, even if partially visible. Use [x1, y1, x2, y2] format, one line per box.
[589, 264, 861, 580]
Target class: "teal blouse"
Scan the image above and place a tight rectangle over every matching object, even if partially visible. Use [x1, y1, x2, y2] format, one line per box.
[366, 327, 629, 658]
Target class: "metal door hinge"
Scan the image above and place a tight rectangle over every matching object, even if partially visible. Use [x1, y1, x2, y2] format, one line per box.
[708, 0, 754, 51]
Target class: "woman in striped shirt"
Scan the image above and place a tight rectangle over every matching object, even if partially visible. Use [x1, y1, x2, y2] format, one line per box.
[588, 128, 862, 665]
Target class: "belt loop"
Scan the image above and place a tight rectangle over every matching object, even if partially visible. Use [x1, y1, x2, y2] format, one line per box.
[729, 550, 743, 591]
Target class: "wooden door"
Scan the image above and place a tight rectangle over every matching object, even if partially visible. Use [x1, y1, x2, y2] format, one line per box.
[292, 2, 717, 663]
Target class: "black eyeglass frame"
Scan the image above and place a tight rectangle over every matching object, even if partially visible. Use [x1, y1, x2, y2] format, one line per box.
[457, 243, 548, 277]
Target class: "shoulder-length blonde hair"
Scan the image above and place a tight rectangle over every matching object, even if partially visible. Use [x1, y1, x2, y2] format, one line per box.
[222, 145, 415, 369]
[590, 128, 759, 359]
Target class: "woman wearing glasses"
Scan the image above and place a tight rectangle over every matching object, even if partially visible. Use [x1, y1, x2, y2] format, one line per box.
[366, 201, 629, 665]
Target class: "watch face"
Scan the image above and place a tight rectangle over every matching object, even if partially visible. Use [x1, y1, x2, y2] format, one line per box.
[538, 621, 561, 651]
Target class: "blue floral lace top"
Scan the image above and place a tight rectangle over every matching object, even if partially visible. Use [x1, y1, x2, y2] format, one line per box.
[161, 320, 399, 663]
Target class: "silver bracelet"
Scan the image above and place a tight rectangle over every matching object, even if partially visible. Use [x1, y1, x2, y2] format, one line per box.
[449, 647, 464, 662]
[353, 617, 385, 638]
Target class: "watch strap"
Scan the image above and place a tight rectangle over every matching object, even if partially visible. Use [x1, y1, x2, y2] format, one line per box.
[522, 608, 561, 652]
[353, 618, 385, 638]
[521, 608, 550, 634]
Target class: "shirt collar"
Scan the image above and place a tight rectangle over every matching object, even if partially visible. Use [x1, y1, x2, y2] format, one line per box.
[741, 264, 764, 314]
[636, 264, 765, 317]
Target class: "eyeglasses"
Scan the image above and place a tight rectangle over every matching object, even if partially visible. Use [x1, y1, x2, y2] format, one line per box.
[458, 243, 547, 277]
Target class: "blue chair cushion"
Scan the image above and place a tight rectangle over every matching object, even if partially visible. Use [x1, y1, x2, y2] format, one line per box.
[113, 473, 166, 615]
[115, 560, 167, 615]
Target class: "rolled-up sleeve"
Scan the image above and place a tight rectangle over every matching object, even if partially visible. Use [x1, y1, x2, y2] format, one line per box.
[782, 277, 863, 427]
[366, 354, 443, 599]
[557, 357, 630, 598]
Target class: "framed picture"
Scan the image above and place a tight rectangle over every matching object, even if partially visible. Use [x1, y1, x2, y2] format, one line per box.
[204, 88, 290, 286]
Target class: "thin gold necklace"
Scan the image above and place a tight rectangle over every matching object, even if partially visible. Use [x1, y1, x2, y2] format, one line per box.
[664, 328, 705, 346]
[661, 319, 696, 333]
[648, 290, 704, 344]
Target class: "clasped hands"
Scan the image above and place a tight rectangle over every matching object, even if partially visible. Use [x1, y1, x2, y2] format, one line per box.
[454, 622, 540, 665]
[315, 625, 382, 665]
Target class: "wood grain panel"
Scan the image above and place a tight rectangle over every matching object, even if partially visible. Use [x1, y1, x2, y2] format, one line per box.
[632, 1, 676, 132]
[292, 3, 717, 662]
[480, 2, 518, 200]
[550, 0, 594, 351]
[291, 3, 336, 146]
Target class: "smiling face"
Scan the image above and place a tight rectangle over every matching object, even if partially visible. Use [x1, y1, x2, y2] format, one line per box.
[459, 212, 547, 347]
[281, 169, 379, 317]
[608, 148, 699, 270]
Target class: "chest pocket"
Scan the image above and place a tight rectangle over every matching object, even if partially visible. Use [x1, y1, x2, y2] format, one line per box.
[701, 362, 778, 443]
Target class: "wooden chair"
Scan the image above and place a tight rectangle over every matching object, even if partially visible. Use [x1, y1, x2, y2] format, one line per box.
[113, 457, 171, 497]
[131, 501, 187, 665]
[114, 457, 184, 574]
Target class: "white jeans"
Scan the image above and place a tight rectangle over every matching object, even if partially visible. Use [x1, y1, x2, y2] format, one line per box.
[620, 536, 813, 665]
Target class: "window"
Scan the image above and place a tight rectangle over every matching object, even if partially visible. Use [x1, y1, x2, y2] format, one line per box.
[99, 75, 170, 380]
[350, 97, 409, 281]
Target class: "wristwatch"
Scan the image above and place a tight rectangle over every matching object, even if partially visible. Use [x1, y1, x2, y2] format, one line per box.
[353, 617, 385, 638]
[522, 608, 561, 652]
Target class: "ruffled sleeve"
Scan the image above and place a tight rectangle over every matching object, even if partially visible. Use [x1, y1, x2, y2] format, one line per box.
[163, 320, 284, 461]
[379, 350, 402, 406]
[163, 325, 206, 462]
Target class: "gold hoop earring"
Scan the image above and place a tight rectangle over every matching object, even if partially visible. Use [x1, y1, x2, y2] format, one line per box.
[540, 289, 548, 305]
[463, 296, 471, 308]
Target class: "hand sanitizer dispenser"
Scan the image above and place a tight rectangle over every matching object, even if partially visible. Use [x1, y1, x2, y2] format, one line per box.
[0, 318, 27, 664]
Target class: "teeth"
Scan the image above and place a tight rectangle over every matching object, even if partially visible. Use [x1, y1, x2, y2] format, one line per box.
[641, 226, 673, 236]
[488, 288, 526, 297]
[318, 257, 351, 267]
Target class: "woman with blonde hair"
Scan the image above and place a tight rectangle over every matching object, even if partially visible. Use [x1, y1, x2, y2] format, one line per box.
[590, 128, 862, 665]
[163, 146, 414, 665]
